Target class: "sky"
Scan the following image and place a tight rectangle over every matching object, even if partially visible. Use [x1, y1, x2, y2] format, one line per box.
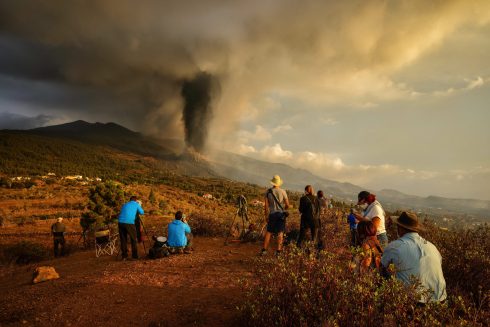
[0, 0, 489, 200]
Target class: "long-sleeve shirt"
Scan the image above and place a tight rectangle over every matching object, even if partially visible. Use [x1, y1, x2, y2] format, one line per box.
[381, 232, 447, 303]
[118, 201, 144, 224]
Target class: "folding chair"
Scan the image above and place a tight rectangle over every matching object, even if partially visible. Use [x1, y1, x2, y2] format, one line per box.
[95, 229, 118, 257]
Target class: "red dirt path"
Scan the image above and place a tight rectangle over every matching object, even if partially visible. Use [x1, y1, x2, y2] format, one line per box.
[0, 237, 259, 326]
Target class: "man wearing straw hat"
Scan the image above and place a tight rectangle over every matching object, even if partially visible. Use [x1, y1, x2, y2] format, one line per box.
[381, 212, 447, 303]
[260, 175, 290, 256]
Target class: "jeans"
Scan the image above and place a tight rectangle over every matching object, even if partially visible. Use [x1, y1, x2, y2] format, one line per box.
[377, 232, 388, 249]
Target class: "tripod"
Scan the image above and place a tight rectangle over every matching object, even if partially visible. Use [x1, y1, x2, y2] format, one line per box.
[224, 195, 249, 245]
[136, 215, 151, 255]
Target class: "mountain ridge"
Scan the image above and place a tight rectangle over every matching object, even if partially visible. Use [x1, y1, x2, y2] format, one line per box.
[1, 120, 488, 218]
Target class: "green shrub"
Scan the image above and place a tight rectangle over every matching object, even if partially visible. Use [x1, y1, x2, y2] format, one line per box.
[80, 181, 126, 231]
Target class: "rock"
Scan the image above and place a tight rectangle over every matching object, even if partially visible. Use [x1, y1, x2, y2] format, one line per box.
[33, 266, 60, 284]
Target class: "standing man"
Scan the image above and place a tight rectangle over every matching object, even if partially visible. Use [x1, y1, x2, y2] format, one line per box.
[51, 217, 66, 257]
[297, 185, 321, 247]
[118, 195, 144, 260]
[260, 175, 290, 256]
[381, 212, 447, 303]
[353, 191, 388, 249]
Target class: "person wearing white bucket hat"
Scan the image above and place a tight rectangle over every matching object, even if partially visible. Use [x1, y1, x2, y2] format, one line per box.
[260, 175, 290, 256]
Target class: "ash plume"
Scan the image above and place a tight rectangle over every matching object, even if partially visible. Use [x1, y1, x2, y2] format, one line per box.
[181, 72, 219, 152]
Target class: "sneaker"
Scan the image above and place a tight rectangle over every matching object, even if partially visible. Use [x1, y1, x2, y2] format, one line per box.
[184, 249, 192, 254]
[275, 250, 283, 257]
[259, 249, 267, 257]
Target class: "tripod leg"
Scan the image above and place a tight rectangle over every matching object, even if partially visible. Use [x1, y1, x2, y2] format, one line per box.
[224, 211, 239, 245]
[139, 218, 150, 255]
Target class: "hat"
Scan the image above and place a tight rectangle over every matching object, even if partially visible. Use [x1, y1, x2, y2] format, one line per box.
[357, 191, 370, 205]
[57, 217, 63, 222]
[156, 236, 167, 243]
[270, 175, 283, 187]
[395, 212, 423, 232]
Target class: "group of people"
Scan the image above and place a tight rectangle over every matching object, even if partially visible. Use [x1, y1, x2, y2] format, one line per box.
[50, 175, 447, 304]
[117, 195, 193, 260]
[260, 176, 329, 256]
[259, 174, 447, 304]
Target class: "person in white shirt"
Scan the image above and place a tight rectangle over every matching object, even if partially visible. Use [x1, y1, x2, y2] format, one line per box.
[381, 212, 447, 303]
[353, 191, 388, 248]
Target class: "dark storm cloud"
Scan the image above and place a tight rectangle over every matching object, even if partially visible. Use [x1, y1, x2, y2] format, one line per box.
[0, 1, 223, 149]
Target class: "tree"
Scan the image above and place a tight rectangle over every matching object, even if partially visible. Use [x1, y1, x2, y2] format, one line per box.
[80, 181, 126, 232]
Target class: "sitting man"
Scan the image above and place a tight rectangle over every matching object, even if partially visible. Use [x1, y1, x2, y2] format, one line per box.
[381, 212, 447, 304]
[167, 211, 193, 254]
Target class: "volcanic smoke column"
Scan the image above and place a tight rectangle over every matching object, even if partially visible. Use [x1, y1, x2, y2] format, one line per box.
[181, 72, 219, 153]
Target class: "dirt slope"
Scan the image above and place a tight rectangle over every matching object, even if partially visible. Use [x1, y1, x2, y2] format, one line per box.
[0, 237, 258, 327]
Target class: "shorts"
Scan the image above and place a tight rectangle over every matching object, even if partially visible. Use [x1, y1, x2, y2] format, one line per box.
[266, 212, 286, 234]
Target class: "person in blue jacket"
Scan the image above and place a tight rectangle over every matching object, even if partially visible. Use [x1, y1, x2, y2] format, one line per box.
[167, 211, 193, 254]
[118, 195, 144, 260]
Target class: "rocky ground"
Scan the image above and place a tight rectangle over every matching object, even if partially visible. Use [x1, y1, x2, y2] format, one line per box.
[0, 237, 260, 327]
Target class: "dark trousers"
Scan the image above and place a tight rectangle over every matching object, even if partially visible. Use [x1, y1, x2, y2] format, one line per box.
[53, 237, 65, 257]
[350, 229, 359, 247]
[297, 217, 320, 247]
[118, 223, 138, 259]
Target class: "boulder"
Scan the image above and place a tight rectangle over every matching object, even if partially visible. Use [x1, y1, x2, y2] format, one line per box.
[33, 266, 60, 284]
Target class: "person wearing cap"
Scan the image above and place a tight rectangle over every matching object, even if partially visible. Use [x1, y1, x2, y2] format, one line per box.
[51, 217, 66, 257]
[353, 191, 388, 249]
[381, 212, 447, 303]
[167, 211, 193, 254]
[118, 195, 144, 260]
[260, 175, 290, 256]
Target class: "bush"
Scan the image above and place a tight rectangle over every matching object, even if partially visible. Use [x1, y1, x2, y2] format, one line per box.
[2, 241, 49, 265]
[422, 221, 490, 308]
[188, 213, 229, 237]
[81, 181, 126, 231]
[240, 215, 490, 326]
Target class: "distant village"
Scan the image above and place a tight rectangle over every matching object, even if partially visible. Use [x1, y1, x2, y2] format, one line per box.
[6, 173, 102, 186]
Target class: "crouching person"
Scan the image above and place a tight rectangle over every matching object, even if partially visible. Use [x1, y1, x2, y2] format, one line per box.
[167, 211, 193, 254]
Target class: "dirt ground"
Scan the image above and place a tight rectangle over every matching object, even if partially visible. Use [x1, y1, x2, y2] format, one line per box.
[0, 237, 260, 327]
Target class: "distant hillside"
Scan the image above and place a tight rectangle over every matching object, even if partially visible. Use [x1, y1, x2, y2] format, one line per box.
[209, 151, 490, 218]
[209, 150, 363, 198]
[1, 120, 488, 219]
[30, 120, 176, 158]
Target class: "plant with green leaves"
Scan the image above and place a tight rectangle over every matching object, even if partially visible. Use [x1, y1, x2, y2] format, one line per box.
[80, 181, 126, 231]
